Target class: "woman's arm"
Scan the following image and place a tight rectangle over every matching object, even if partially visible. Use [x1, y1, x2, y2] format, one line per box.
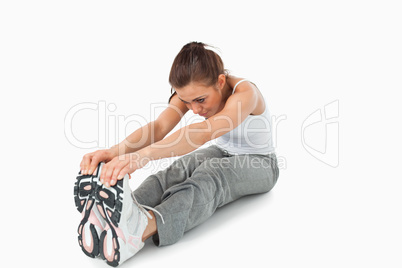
[115, 95, 189, 155]
[100, 81, 260, 185]
[141, 81, 259, 159]
[81, 94, 188, 175]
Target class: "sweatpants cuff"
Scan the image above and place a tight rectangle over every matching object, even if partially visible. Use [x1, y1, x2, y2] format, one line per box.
[151, 205, 188, 247]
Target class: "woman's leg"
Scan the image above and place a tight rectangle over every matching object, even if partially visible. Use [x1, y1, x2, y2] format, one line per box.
[133, 146, 225, 208]
[151, 153, 279, 246]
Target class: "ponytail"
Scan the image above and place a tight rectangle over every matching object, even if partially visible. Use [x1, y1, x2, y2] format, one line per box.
[168, 42, 228, 91]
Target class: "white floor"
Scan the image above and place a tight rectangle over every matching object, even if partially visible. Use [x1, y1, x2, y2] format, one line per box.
[21, 153, 401, 268]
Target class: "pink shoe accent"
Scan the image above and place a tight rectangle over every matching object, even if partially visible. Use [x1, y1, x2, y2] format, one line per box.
[84, 185, 92, 191]
[103, 234, 116, 262]
[109, 222, 126, 243]
[100, 190, 109, 199]
[89, 210, 103, 229]
[86, 199, 93, 210]
[97, 204, 106, 218]
[128, 235, 141, 249]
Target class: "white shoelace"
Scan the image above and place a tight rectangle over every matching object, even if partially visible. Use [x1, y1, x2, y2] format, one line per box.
[131, 193, 165, 224]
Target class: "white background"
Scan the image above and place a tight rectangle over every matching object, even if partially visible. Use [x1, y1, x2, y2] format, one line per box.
[1, 1, 401, 267]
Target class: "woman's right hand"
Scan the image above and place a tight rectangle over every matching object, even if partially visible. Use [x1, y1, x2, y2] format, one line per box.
[80, 148, 118, 175]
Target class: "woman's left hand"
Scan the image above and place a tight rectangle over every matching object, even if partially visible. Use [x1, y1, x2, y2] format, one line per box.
[99, 153, 149, 187]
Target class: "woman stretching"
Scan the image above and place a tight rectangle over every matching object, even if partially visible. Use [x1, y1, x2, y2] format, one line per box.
[74, 41, 279, 267]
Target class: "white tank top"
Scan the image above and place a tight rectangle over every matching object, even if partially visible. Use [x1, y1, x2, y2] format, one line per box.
[214, 79, 275, 155]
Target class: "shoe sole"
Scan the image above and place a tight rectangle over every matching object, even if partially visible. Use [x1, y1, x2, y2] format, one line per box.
[74, 163, 103, 258]
[95, 179, 124, 267]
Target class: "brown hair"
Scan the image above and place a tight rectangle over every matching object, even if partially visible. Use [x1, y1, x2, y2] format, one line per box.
[168, 42, 228, 102]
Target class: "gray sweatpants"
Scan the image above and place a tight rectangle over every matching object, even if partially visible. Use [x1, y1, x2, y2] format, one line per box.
[133, 145, 279, 246]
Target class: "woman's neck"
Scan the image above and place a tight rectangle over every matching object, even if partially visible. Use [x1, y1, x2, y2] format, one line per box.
[222, 82, 232, 101]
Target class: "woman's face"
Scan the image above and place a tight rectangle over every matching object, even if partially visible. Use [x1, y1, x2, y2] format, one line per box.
[176, 77, 227, 118]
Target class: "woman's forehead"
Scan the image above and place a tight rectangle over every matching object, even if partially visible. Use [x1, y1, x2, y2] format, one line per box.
[176, 83, 213, 100]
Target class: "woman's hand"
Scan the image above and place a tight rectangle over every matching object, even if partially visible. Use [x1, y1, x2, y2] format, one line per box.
[80, 148, 118, 175]
[100, 153, 150, 187]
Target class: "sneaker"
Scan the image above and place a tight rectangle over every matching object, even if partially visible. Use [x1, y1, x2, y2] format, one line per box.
[95, 174, 164, 267]
[74, 162, 106, 258]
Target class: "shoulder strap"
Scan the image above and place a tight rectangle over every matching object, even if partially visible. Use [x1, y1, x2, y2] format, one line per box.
[232, 79, 250, 94]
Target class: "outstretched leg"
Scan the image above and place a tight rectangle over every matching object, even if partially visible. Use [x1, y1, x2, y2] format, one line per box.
[152, 153, 279, 246]
[133, 146, 225, 207]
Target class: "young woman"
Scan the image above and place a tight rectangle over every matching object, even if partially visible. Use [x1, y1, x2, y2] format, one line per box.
[74, 41, 279, 266]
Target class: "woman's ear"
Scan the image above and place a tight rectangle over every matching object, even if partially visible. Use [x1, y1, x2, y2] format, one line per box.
[218, 74, 226, 89]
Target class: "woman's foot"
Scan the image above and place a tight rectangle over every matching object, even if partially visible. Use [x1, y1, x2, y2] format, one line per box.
[74, 162, 106, 258]
[95, 175, 159, 266]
